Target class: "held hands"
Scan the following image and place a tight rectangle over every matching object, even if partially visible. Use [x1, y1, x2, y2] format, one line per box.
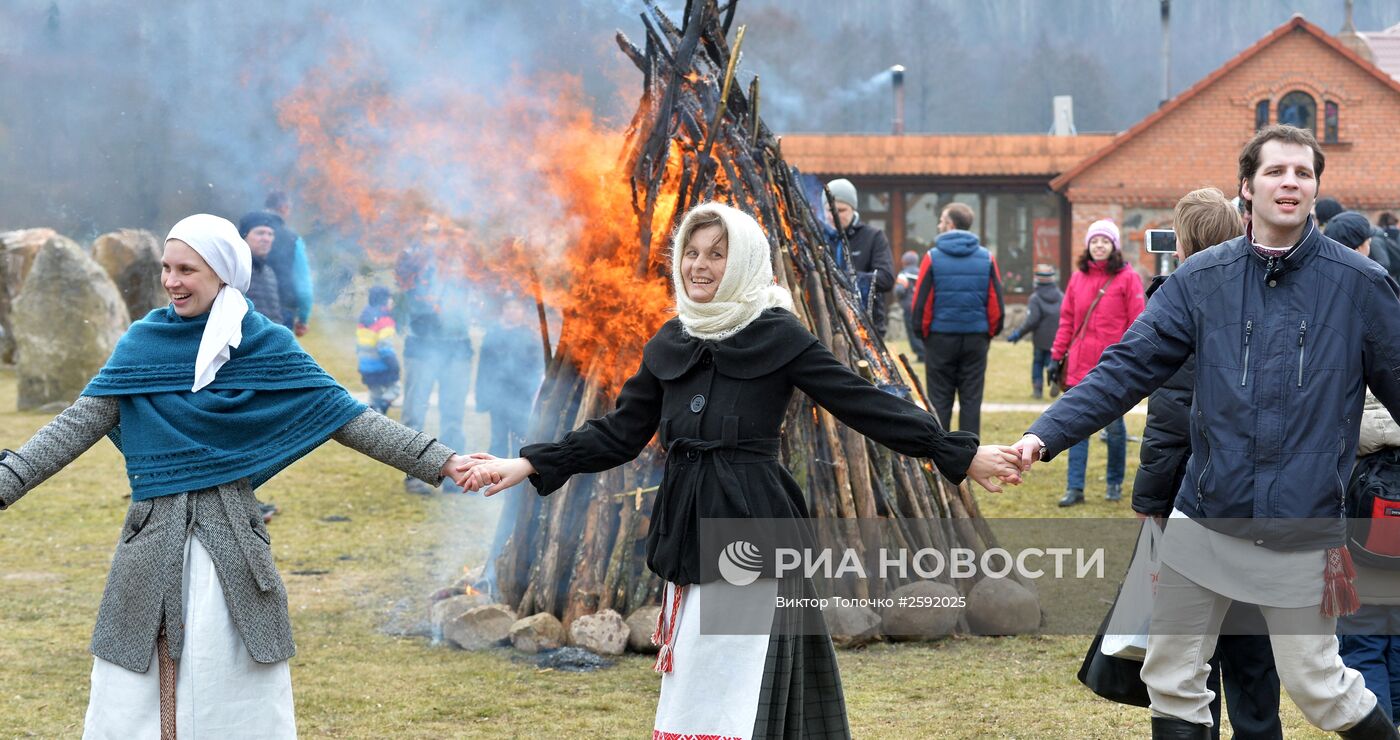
[460, 453, 536, 496]
[967, 445, 1024, 493]
[1010, 434, 1045, 473]
[439, 454, 476, 490]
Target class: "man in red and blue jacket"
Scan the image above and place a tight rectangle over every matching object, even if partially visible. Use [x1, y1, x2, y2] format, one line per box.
[910, 202, 1004, 436]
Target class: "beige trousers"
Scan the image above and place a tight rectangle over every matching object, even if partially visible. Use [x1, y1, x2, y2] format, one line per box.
[1140, 563, 1376, 731]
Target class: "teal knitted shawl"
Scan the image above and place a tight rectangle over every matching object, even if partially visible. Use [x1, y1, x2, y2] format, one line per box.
[83, 304, 367, 500]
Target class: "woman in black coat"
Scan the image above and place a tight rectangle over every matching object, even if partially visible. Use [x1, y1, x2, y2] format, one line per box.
[464, 202, 1021, 739]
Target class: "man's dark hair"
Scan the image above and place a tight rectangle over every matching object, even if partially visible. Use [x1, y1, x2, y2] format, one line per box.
[1381, 212, 1399, 229]
[1237, 125, 1325, 214]
[1315, 197, 1344, 226]
[943, 202, 975, 230]
[265, 191, 289, 211]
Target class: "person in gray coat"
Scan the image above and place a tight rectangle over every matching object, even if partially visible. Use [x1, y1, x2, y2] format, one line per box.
[237, 211, 283, 324]
[1006, 264, 1062, 399]
[0, 214, 473, 738]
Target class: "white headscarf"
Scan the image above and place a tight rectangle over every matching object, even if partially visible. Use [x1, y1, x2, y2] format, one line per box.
[671, 202, 793, 341]
[165, 214, 252, 392]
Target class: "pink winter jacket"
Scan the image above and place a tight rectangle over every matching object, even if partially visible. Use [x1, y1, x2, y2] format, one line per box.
[1051, 262, 1146, 388]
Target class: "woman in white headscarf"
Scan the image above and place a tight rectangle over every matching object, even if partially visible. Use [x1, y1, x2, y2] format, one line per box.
[463, 202, 1021, 739]
[0, 214, 473, 738]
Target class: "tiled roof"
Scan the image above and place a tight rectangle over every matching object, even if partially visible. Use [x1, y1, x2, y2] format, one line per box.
[778, 133, 1114, 178]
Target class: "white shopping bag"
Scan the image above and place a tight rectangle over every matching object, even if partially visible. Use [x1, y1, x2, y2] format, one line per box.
[1101, 518, 1163, 661]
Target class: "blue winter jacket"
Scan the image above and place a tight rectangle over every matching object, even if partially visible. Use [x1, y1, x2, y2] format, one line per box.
[1029, 219, 1400, 550]
[910, 230, 1003, 336]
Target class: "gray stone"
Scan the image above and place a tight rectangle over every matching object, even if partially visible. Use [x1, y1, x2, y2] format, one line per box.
[428, 593, 489, 638]
[443, 603, 517, 651]
[822, 603, 881, 648]
[91, 229, 164, 321]
[0, 229, 55, 364]
[624, 606, 662, 654]
[509, 612, 565, 654]
[881, 581, 962, 641]
[965, 577, 1041, 636]
[12, 236, 129, 411]
[567, 609, 628, 656]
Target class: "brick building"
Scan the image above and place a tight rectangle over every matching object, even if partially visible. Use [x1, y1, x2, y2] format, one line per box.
[784, 15, 1400, 295]
[1052, 15, 1400, 278]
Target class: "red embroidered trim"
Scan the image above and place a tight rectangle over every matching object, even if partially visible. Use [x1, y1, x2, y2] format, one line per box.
[652, 731, 740, 740]
[653, 582, 685, 673]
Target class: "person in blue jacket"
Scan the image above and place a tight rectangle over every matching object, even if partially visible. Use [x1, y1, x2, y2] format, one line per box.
[261, 192, 315, 336]
[1015, 125, 1400, 739]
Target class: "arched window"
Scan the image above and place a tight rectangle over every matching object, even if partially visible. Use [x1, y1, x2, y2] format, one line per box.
[1255, 100, 1270, 130]
[1324, 100, 1339, 143]
[1277, 91, 1317, 132]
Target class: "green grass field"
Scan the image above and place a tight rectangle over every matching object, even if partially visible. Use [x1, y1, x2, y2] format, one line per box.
[0, 319, 1333, 737]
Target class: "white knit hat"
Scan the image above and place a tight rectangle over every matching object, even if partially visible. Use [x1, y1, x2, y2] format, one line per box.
[826, 178, 858, 209]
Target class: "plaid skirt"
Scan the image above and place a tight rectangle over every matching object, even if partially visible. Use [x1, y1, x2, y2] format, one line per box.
[652, 577, 849, 740]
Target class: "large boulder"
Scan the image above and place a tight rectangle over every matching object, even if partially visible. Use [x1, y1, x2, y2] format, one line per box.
[624, 606, 662, 654]
[822, 603, 881, 648]
[0, 229, 55, 364]
[567, 609, 629, 656]
[509, 612, 565, 654]
[428, 593, 490, 638]
[881, 581, 962, 641]
[12, 237, 129, 410]
[965, 577, 1041, 636]
[92, 229, 164, 321]
[443, 603, 517, 650]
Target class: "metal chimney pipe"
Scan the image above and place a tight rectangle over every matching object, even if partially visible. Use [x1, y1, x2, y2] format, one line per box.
[891, 64, 906, 135]
[1160, 0, 1171, 107]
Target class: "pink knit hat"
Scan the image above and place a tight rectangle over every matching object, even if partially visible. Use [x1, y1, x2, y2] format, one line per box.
[1085, 219, 1121, 251]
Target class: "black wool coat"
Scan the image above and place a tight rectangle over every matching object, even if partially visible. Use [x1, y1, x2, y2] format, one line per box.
[1131, 276, 1196, 517]
[521, 308, 978, 586]
[844, 221, 896, 333]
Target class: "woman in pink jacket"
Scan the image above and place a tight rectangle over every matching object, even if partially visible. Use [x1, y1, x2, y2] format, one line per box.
[1049, 219, 1145, 506]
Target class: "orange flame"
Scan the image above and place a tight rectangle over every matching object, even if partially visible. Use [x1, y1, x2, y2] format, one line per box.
[276, 44, 678, 391]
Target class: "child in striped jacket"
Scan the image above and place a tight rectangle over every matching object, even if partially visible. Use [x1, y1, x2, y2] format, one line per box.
[357, 285, 400, 413]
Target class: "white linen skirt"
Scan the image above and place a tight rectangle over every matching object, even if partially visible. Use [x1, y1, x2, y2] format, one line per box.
[653, 578, 778, 740]
[82, 535, 296, 739]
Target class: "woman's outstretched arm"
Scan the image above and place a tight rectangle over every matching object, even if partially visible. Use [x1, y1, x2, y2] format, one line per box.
[464, 360, 664, 496]
[786, 341, 1020, 490]
[1, 396, 120, 510]
[331, 408, 469, 487]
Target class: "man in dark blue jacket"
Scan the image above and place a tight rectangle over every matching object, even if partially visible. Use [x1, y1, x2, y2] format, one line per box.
[1016, 125, 1400, 739]
[910, 202, 1004, 436]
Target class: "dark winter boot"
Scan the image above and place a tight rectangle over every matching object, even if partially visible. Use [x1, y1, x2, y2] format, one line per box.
[1058, 488, 1085, 507]
[1151, 716, 1210, 739]
[1105, 483, 1122, 502]
[1032, 380, 1043, 400]
[1339, 705, 1400, 739]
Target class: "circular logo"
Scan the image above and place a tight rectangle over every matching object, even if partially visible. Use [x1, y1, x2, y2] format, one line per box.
[717, 540, 763, 586]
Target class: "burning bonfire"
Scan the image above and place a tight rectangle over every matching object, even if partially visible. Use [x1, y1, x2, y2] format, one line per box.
[281, 0, 1011, 632]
